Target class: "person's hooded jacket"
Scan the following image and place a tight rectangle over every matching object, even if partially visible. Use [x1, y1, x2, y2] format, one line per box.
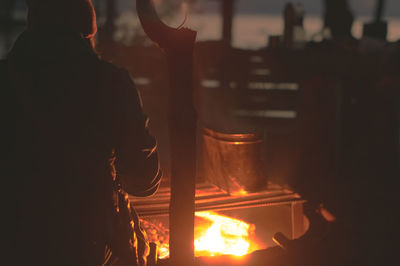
[1, 18, 161, 266]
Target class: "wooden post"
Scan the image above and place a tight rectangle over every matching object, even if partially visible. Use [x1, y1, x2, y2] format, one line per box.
[375, 0, 385, 22]
[283, 3, 294, 49]
[221, 0, 235, 45]
[137, 0, 197, 264]
[168, 40, 197, 265]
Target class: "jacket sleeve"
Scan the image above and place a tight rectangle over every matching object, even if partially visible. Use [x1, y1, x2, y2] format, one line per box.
[113, 69, 162, 197]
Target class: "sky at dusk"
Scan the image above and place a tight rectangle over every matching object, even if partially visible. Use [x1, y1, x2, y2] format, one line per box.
[2, 0, 400, 54]
[233, 0, 400, 17]
[116, 0, 400, 18]
[8, 0, 400, 20]
[110, 0, 400, 47]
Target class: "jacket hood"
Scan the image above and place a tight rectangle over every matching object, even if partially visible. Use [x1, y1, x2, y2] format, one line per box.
[27, 0, 97, 39]
[8, 28, 97, 70]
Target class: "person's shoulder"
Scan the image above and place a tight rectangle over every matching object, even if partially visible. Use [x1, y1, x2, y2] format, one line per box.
[96, 59, 134, 91]
[97, 59, 130, 79]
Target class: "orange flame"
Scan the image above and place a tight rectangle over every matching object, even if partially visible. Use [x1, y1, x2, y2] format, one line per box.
[158, 244, 170, 259]
[145, 211, 260, 259]
[194, 211, 258, 257]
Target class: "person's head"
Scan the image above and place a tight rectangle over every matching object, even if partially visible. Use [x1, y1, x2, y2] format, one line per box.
[324, 0, 354, 39]
[26, 0, 97, 44]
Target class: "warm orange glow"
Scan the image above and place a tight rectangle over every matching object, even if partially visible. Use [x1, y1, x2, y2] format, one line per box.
[158, 244, 170, 259]
[194, 211, 258, 257]
[231, 188, 248, 196]
[144, 211, 261, 259]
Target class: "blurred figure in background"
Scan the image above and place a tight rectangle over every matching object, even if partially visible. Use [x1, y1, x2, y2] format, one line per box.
[324, 0, 354, 41]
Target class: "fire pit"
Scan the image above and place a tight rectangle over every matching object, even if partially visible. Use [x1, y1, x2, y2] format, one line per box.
[130, 183, 306, 260]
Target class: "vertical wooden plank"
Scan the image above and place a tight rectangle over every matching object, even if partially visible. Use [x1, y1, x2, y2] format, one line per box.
[136, 0, 197, 263]
[167, 41, 197, 265]
[221, 0, 235, 45]
[375, 0, 385, 21]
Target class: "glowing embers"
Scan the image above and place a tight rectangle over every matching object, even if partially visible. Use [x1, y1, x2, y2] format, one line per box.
[142, 211, 260, 259]
[194, 211, 258, 257]
[143, 211, 260, 259]
[142, 220, 170, 259]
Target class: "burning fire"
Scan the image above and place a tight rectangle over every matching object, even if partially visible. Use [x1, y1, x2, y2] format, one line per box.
[143, 211, 260, 259]
[194, 211, 256, 257]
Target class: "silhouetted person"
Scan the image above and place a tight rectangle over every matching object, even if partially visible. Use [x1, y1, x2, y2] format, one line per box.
[324, 0, 354, 41]
[1, 0, 161, 265]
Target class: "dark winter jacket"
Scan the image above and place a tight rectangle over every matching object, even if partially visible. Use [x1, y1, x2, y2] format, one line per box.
[0, 28, 161, 265]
